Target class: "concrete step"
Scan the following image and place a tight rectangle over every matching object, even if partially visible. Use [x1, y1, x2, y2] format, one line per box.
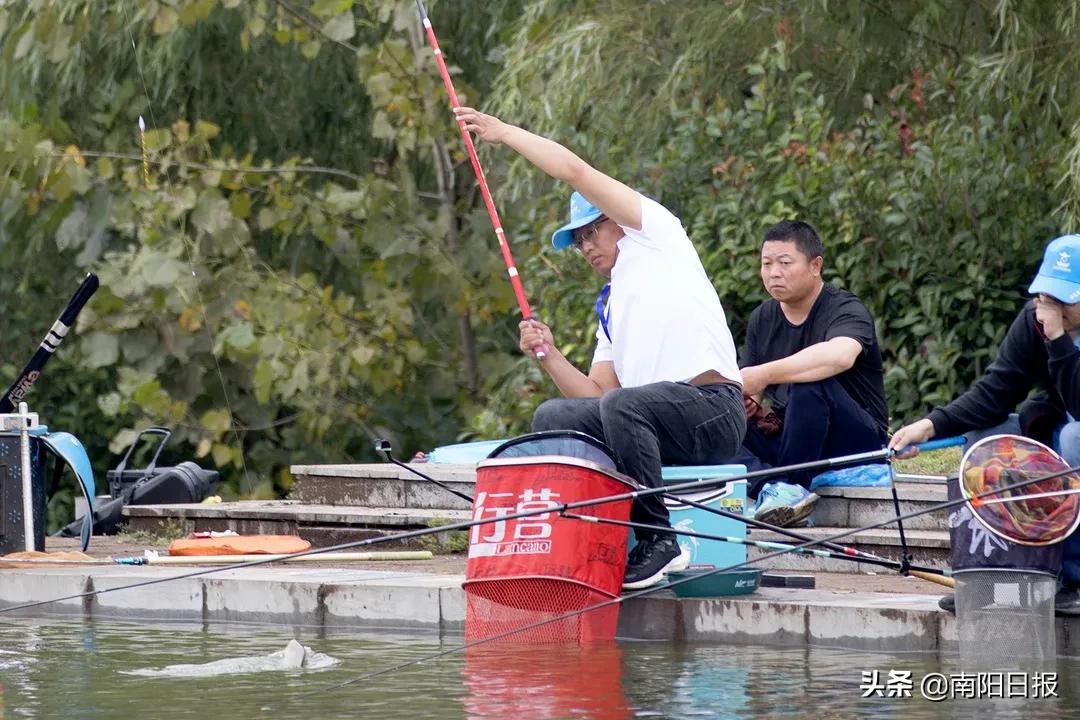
[124, 502, 952, 574]
[748, 526, 950, 572]
[123, 501, 471, 549]
[290, 463, 475, 511]
[811, 483, 948, 531]
[290, 463, 951, 530]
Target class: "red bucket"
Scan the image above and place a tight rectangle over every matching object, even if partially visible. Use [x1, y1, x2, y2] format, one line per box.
[463, 455, 635, 642]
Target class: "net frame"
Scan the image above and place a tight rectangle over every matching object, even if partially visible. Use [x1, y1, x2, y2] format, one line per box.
[960, 434, 1080, 546]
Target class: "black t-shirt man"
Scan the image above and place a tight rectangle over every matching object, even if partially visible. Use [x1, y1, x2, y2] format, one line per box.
[733, 220, 889, 512]
[743, 283, 888, 432]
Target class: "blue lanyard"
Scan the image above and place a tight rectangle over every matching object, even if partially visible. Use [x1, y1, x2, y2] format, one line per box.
[595, 283, 612, 342]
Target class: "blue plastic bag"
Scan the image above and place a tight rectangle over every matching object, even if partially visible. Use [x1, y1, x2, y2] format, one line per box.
[809, 463, 891, 489]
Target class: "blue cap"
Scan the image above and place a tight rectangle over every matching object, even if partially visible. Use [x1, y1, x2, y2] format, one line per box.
[550, 192, 604, 250]
[1029, 235, 1080, 304]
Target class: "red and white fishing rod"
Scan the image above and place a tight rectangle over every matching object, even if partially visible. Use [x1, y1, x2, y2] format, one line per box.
[414, 0, 544, 359]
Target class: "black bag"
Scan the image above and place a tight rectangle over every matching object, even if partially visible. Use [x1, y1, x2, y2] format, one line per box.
[947, 477, 1063, 575]
[59, 427, 218, 537]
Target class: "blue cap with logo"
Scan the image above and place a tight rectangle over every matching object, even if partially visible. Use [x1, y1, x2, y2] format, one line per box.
[550, 191, 604, 250]
[1029, 235, 1080, 304]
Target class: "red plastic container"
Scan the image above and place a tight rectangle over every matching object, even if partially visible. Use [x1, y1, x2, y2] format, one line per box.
[463, 455, 635, 642]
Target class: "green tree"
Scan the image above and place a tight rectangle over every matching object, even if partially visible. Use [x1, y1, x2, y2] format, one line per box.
[3, 0, 1080, 519]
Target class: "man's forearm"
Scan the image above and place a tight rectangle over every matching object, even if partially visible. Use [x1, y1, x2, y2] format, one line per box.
[538, 348, 606, 398]
[754, 339, 859, 386]
[501, 125, 589, 185]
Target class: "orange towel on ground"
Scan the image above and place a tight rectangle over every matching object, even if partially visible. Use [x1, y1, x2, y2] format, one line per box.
[167, 535, 311, 556]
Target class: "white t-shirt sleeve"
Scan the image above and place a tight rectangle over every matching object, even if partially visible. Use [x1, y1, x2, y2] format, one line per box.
[617, 195, 685, 249]
[592, 320, 613, 365]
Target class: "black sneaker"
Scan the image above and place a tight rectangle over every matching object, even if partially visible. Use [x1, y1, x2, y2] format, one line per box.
[1055, 587, 1080, 616]
[938, 594, 955, 613]
[622, 536, 690, 590]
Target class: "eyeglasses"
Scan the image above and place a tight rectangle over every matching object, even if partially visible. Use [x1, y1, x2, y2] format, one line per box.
[572, 219, 607, 252]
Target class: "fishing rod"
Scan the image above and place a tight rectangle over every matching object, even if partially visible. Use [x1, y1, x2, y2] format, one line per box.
[561, 511, 950, 578]
[318, 461, 1080, 692]
[0, 440, 973, 615]
[387, 435, 964, 584]
[0, 273, 99, 413]
[375, 439, 473, 504]
[413, 0, 545, 359]
[658, 437, 967, 586]
[884, 427, 965, 579]
[667, 492, 874, 558]
[664, 490, 955, 587]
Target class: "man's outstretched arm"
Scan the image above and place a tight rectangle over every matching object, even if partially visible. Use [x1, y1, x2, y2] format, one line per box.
[454, 107, 641, 230]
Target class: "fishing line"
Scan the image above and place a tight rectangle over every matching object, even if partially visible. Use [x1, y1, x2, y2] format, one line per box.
[664, 490, 914, 565]
[560, 511, 949, 577]
[121, 6, 255, 494]
[391, 437, 954, 581]
[316, 461, 1080, 693]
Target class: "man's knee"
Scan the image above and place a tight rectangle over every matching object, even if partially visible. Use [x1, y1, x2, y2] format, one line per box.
[786, 379, 831, 405]
[532, 399, 575, 432]
[1059, 421, 1080, 467]
[598, 387, 634, 418]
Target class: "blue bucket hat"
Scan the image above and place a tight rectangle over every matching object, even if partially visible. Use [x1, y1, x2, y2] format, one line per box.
[550, 191, 604, 250]
[1029, 235, 1080, 304]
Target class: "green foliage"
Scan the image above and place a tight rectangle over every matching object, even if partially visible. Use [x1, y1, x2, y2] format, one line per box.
[0, 0, 527, 501]
[657, 45, 1058, 422]
[488, 8, 1076, 431]
[2, 0, 1080, 514]
[419, 517, 470, 554]
[117, 519, 188, 547]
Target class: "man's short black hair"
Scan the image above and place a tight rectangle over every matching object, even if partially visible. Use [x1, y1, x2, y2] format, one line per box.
[761, 220, 824, 260]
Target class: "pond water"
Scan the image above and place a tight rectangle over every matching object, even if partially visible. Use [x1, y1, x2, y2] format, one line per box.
[0, 618, 1076, 719]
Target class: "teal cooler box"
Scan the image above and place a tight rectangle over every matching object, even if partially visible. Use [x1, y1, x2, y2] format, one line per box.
[629, 464, 748, 569]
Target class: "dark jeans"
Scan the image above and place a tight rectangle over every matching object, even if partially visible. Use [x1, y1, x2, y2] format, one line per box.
[730, 378, 886, 498]
[531, 382, 746, 541]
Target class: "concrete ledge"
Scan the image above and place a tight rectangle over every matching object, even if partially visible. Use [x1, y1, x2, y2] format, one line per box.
[290, 464, 476, 510]
[290, 463, 479, 481]
[123, 502, 472, 548]
[812, 483, 948, 530]
[125, 502, 471, 526]
[747, 527, 950, 570]
[815, 484, 946, 502]
[3, 567, 1075, 657]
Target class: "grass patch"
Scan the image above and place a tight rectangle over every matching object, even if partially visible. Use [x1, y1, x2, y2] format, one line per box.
[419, 517, 470, 554]
[892, 446, 962, 477]
[116, 519, 187, 546]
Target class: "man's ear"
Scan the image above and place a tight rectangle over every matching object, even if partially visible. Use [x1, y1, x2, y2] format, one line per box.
[810, 255, 824, 277]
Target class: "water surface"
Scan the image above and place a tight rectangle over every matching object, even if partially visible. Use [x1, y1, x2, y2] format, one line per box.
[0, 618, 1075, 719]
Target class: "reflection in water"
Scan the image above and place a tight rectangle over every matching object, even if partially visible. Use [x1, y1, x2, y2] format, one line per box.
[463, 642, 630, 719]
[0, 619, 1075, 719]
[670, 656, 750, 719]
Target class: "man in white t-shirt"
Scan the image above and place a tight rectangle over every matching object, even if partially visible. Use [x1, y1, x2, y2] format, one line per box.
[455, 106, 746, 590]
